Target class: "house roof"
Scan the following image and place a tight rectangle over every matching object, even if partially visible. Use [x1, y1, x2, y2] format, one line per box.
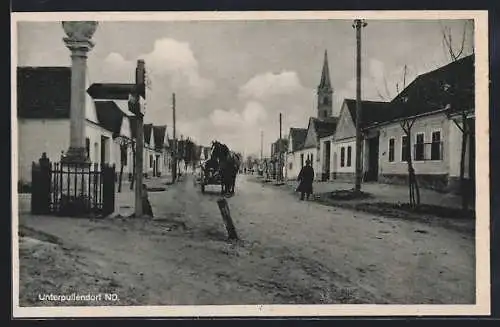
[87, 83, 145, 100]
[313, 116, 339, 138]
[17, 66, 71, 119]
[341, 55, 474, 129]
[152, 125, 167, 150]
[387, 54, 474, 122]
[289, 128, 307, 152]
[343, 99, 392, 128]
[144, 124, 153, 145]
[272, 138, 289, 155]
[94, 101, 126, 138]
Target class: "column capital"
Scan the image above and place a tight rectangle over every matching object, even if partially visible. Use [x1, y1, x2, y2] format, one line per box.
[62, 21, 98, 56]
[63, 38, 95, 57]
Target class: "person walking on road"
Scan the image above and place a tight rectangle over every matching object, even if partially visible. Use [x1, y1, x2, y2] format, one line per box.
[297, 159, 314, 201]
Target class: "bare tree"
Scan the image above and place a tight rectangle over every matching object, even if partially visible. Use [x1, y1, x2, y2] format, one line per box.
[441, 20, 474, 211]
[116, 137, 129, 193]
[376, 65, 421, 207]
[400, 117, 421, 208]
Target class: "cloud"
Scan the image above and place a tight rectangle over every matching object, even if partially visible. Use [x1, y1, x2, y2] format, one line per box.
[141, 38, 215, 98]
[242, 101, 267, 124]
[239, 71, 305, 99]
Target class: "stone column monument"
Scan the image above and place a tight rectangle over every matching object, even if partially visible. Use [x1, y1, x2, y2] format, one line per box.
[61, 21, 98, 163]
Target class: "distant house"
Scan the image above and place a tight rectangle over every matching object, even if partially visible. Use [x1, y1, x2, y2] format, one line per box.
[270, 138, 288, 179]
[330, 99, 390, 182]
[294, 117, 338, 181]
[152, 125, 167, 176]
[286, 128, 307, 179]
[17, 66, 115, 184]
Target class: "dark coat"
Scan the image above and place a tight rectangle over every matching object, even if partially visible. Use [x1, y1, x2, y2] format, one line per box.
[297, 165, 314, 194]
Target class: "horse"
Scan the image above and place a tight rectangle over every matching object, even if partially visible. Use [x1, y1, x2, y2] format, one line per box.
[210, 141, 241, 195]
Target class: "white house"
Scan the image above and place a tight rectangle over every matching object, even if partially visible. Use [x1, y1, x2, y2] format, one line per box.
[330, 99, 389, 182]
[286, 128, 308, 180]
[370, 54, 475, 193]
[17, 66, 115, 185]
[328, 55, 474, 194]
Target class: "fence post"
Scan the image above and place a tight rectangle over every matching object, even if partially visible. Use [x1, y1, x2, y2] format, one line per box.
[31, 153, 51, 215]
[216, 198, 238, 240]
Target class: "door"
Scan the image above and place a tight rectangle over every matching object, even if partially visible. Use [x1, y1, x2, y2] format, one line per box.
[155, 155, 160, 176]
[323, 141, 331, 181]
[366, 136, 379, 181]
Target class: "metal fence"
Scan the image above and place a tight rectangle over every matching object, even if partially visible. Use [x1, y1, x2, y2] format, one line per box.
[31, 154, 115, 217]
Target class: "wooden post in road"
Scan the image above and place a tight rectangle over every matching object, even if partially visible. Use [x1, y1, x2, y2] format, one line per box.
[217, 198, 238, 240]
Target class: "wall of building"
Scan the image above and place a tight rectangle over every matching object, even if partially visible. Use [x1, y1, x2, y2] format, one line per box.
[18, 119, 70, 184]
[286, 152, 302, 180]
[303, 118, 318, 149]
[331, 138, 357, 179]
[377, 113, 452, 191]
[334, 103, 356, 141]
[319, 136, 334, 180]
[84, 121, 114, 166]
[378, 114, 450, 176]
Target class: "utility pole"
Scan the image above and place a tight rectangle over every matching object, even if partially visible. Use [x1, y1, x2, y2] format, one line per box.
[172, 93, 177, 183]
[260, 131, 263, 161]
[353, 19, 367, 192]
[279, 112, 282, 182]
[129, 59, 146, 217]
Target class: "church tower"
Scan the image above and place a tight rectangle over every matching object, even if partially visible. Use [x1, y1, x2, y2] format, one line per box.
[317, 50, 333, 119]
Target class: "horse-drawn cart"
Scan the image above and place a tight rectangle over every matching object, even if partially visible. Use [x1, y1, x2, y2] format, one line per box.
[199, 163, 223, 193]
[199, 141, 241, 195]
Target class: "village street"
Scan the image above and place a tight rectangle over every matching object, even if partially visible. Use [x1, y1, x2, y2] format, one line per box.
[19, 173, 475, 306]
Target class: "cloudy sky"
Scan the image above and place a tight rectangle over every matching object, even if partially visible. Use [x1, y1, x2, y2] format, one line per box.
[17, 19, 473, 157]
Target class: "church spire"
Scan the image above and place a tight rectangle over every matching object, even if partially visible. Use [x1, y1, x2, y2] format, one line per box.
[317, 50, 333, 119]
[318, 50, 332, 90]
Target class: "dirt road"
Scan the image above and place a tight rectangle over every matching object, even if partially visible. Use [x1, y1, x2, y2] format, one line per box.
[19, 173, 475, 306]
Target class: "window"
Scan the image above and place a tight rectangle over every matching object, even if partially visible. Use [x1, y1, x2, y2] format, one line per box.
[415, 133, 425, 161]
[311, 154, 314, 164]
[85, 138, 90, 159]
[340, 147, 345, 167]
[347, 146, 352, 167]
[289, 162, 293, 170]
[388, 138, 395, 162]
[401, 136, 409, 162]
[149, 155, 153, 168]
[300, 154, 304, 168]
[431, 131, 442, 160]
